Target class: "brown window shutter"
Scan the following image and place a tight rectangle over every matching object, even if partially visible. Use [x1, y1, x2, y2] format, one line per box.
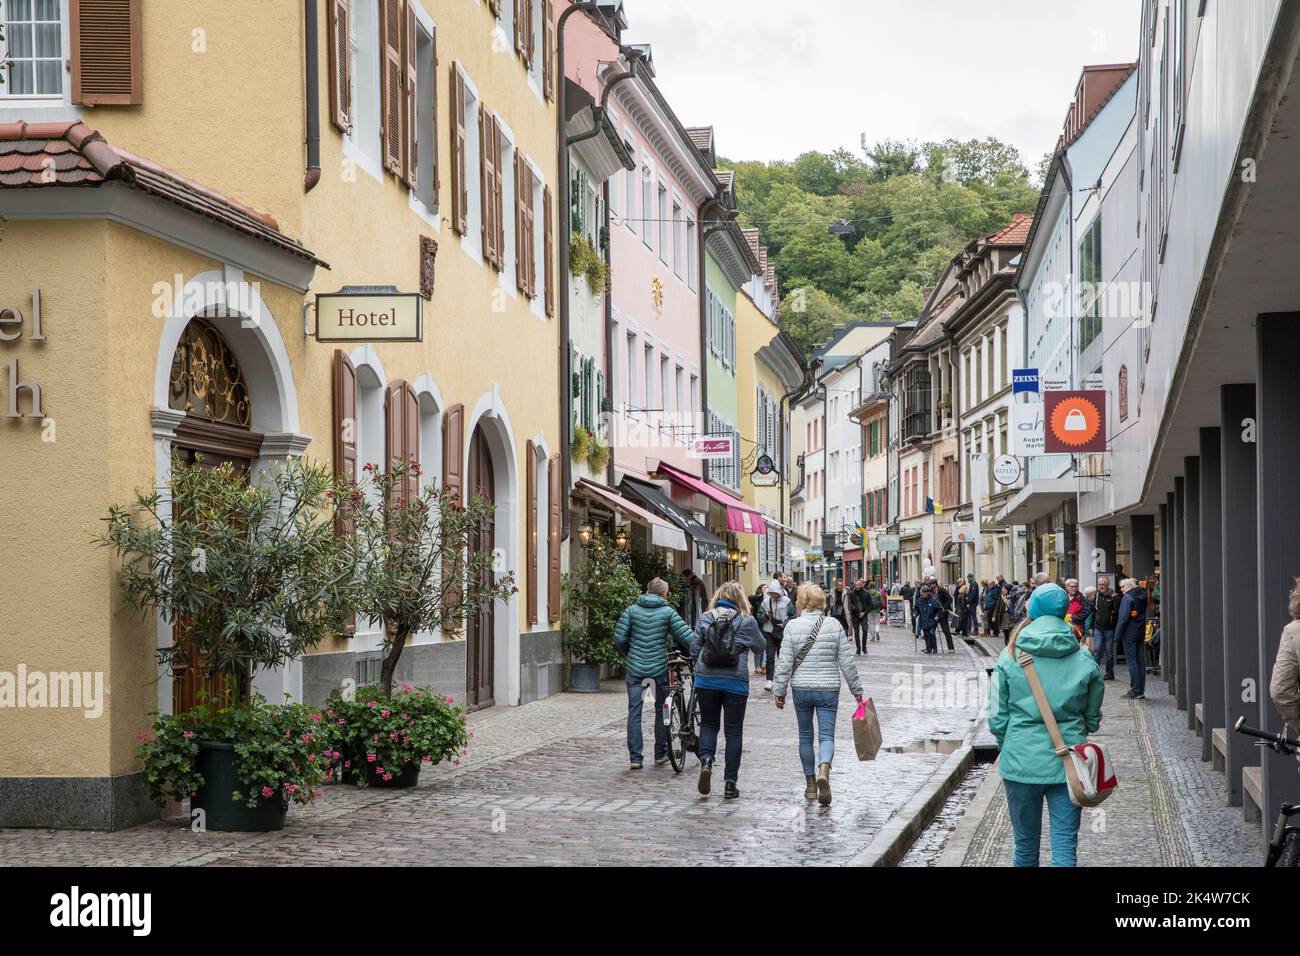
[515, 153, 527, 293]
[326, 0, 351, 131]
[489, 0, 501, 16]
[402, 382, 420, 504]
[514, 0, 526, 58]
[543, 0, 555, 101]
[430, 27, 440, 193]
[451, 65, 467, 233]
[547, 453, 562, 623]
[480, 106, 497, 266]
[379, 0, 404, 176]
[333, 349, 359, 637]
[442, 403, 464, 506]
[385, 381, 404, 505]
[544, 185, 555, 316]
[70, 0, 143, 106]
[402, 2, 419, 189]
[526, 440, 538, 625]
[524, 166, 536, 296]
[525, 0, 536, 69]
[493, 119, 506, 270]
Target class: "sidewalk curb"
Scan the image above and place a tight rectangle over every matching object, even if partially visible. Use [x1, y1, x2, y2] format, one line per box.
[848, 743, 976, 867]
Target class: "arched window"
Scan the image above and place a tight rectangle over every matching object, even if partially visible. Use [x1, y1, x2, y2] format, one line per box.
[168, 319, 251, 427]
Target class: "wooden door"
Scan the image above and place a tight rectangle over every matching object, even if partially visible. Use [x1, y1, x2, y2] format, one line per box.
[466, 425, 496, 708]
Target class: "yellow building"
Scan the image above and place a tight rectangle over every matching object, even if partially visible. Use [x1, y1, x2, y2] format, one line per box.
[733, 234, 805, 594]
[0, 0, 562, 828]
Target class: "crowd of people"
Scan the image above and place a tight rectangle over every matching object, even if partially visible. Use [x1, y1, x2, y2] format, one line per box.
[610, 564, 1300, 869]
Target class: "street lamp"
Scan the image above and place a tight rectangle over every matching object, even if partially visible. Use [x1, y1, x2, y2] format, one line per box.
[727, 545, 741, 564]
[577, 521, 594, 546]
[613, 525, 629, 549]
[739, 550, 749, 569]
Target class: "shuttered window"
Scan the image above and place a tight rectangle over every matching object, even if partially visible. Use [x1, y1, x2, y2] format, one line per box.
[450, 64, 468, 234]
[69, 0, 142, 106]
[515, 154, 537, 297]
[543, 185, 555, 316]
[326, 0, 351, 131]
[385, 379, 420, 507]
[542, 0, 554, 100]
[480, 105, 499, 267]
[401, 2, 418, 189]
[333, 350, 358, 637]
[526, 440, 538, 625]
[379, 0, 404, 175]
[548, 453, 562, 622]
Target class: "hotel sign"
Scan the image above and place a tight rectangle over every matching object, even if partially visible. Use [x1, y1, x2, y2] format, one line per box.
[315, 292, 422, 342]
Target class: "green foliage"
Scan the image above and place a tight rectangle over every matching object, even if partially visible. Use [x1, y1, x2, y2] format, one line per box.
[138, 695, 331, 810]
[569, 234, 608, 295]
[561, 535, 641, 666]
[351, 461, 517, 698]
[101, 459, 360, 705]
[627, 547, 682, 610]
[726, 136, 1039, 357]
[321, 683, 469, 785]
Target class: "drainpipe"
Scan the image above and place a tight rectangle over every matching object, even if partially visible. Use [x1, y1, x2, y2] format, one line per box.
[303, 0, 322, 193]
[556, 1, 617, 541]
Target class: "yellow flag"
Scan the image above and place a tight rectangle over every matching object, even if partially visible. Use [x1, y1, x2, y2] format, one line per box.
[934, 501, 944, 515]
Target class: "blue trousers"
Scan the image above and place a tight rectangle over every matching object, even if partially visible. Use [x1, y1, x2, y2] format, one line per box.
[696, 688, 747, 784]
[1124, 637, 1146, 695]
[1003, 780, 1082, 867]
[626, 675, 668, 763]
[793, 688, 839, 775]
[1093, 627, 1116, 677]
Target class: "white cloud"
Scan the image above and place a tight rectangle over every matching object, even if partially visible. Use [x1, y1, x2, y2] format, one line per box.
[620, 0, 1141, 167]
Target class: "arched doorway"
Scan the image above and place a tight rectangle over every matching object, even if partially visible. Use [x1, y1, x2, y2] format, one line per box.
[166, 317, 263, 712]
[466, 424, 496, 708]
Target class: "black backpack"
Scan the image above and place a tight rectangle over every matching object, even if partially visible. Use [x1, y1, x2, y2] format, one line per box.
[870, 590, 884, 611]
[702, 615, 739, 667]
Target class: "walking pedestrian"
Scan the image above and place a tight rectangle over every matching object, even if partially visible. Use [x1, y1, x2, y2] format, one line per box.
[830, 579, 852, 636]
[864, 579, 885, 642]
[1268, 578, 1300, 737]
[914, 581, 943, 654]
[1091, 576, 1120, 680]
[772, 584, 864, 806]
[1115, 577, 1149, 699]
[987, 583, 1105, 867]
[690, 582, 766, 799]
[992, 580, 1015, 644]
[848, 579, 870, 653]
[749, 583, 768, 674]
[613, 578, 694, 769]
[760, 579, 791, 692]
[933, 576, 956, 653]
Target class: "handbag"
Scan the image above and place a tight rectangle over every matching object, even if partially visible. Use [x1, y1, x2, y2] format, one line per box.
[1012, 641, 1117, 808]
[852, 698, 882, 760]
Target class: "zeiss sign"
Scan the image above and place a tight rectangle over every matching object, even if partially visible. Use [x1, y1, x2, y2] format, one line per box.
[1011, 368, 1039, 394]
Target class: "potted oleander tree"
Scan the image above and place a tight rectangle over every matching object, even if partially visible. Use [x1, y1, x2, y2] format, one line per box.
[562, 535, 640, 691]
[102, 459, 359, 831]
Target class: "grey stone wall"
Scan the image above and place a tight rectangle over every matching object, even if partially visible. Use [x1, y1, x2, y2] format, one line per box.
[0, 772, 156, 830]
[518, 629, 562, 705]
[302, 641, 467, 705]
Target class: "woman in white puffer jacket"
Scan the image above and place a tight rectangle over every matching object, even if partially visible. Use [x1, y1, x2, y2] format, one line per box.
[773, 583, 864, 806]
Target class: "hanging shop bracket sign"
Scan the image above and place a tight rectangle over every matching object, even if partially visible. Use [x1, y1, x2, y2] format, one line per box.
[314, 287, 423, 342]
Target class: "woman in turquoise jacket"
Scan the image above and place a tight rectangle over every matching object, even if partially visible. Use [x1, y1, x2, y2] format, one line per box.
[987, 583, 1104, 866]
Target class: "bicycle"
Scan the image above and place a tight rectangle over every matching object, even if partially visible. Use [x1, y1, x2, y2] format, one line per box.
[664, 651, 699, 774]
[1234, 716, 1300, 866]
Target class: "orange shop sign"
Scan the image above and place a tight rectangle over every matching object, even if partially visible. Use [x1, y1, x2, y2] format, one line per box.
[1044, 390, 1106, 453]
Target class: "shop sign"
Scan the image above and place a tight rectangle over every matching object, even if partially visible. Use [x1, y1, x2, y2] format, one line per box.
[993, 454, 1021, 485]
[1044, 390, 1106, 453]
[1, 289, 48, 422]
[689, 436, 734, 460]
[1011, 368, 1039, 394]
[874, 533, 900, 553]
[695, 539, 729, 563]
[315, 291, 422, 342]
[1013, 402, 1045, 456]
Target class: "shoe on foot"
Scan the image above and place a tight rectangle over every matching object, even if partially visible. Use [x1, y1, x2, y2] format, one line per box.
[724, 781, 739, 800]
[764, 680, 773, 692]
[1120, 691, 1137, 699]
[816, 762, 832, 806]
[654, 755, 670, 766]
[1104, 674, 1116, 681]
[804, 774, 818, 800]
[697, 759, 713, 795]
[630, 761, 643, 769]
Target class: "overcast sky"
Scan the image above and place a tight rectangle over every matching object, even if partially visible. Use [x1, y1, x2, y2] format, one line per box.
[622, 0, 1141, 170]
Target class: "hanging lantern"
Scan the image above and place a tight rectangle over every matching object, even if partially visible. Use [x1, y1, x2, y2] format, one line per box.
[577, 522, 594, 546]
[739, 550, 749, 569]
[614, 525, 629, 549]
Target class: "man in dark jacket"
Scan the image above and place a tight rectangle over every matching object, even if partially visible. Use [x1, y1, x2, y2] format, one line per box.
[914, 584, 944, 654]
[1115, 578, 1149, 700]
[614, 578, 694, 768]
[933, 577, 956, 653]
[1091, 575, 1121, 680]
[849, 579, 871, 653]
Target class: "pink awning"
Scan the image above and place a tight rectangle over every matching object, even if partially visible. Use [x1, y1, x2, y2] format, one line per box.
[654, 462, 768, 536]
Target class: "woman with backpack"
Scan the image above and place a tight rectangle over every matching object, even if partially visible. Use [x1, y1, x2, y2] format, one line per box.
[987, 583, 1105, 866]
[691, 581, 766, 799]
[772, 583, 864, 806]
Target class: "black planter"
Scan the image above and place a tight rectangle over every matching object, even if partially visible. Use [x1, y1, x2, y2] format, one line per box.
[570, 662, 602, 692]
[193, 741, 288, 832]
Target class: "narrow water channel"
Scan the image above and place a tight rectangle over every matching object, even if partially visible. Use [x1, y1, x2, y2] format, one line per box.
[898, 760, 993, 866]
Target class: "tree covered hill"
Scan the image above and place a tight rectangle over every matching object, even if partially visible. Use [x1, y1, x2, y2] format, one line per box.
[727, 138, 1042, 356]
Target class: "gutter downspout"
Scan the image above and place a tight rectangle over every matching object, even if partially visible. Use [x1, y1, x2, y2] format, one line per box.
[304, 0, 321, 192]
[556, 1, 616, 542]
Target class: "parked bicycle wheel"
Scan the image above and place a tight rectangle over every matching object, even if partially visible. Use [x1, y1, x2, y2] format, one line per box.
[667, 694, 688, 773]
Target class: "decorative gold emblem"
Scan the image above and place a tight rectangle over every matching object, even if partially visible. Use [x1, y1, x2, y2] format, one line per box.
[651, 276, 664, 318]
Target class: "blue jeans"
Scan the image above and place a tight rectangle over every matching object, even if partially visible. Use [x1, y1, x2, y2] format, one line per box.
[793, 688, 839, 775]
[1093, 627, 1116, 676]
[1124, 637, 1146, 695]
[1003, 780, 1082, 866]
[696, 688, 748, 784]
[626, 675, 668, 763]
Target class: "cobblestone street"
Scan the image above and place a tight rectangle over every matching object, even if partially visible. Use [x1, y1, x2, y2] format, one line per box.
[0, 623, 985, 866]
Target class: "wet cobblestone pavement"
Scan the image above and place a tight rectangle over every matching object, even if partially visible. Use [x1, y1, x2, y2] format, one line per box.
[0, 623, 985, 866]
[960, 672, 1260, 867]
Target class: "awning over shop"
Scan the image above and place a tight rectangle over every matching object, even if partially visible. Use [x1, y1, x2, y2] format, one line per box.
[652, 461, 768, 535]
[620, 477, 731, 563]
[995, 479, 1078, 526]
[573, 478, 687, 552]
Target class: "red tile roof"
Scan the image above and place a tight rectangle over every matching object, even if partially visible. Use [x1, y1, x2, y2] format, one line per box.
[988, 210, 1032, 245]
[0, 121, 322, 264]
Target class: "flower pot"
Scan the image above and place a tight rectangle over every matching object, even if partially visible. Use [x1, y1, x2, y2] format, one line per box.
[341, 755, 422, 788]
[570, 663, 602, 693]
[193, 741, 288, 832]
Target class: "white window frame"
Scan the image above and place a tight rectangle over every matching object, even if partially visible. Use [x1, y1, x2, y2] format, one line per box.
[408, 3, 440, 224]
[658, 182, 669, 266]
[686, 217, 698, 291]
[0, 0, 69, 106]
[457, 68, 484, 264]
[672, 196, 684, 278]
[343, 0, 385, 183]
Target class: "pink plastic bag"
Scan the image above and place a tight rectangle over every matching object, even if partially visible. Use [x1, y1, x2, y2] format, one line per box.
[853, 698, 882, 761]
